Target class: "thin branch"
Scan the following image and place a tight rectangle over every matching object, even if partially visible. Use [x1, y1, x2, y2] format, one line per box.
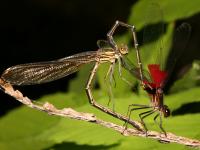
[0, 79, 199, 147]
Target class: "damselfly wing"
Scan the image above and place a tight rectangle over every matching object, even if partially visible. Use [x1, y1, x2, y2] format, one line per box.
[1, 51, 98, 85]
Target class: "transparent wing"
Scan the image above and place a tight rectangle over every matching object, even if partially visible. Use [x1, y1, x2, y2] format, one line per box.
[166, 23, 191, 65]
[97, 40, 112, 49]
[162, 23, 191, 88]
[58, 51, 97, 61]
[142, 2, 165, 69]
[121, 56, 151, 82]
[1, 51, 98, 85]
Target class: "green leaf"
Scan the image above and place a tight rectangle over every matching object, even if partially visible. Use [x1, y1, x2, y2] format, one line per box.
[0, 92, 90, 150]
[140, 23, 174, 70]
[0, 87, 200, 150]
[0, 104, 59, 150]
[68, 64, 93, 94]
[169, 61, 200, 93]
[129, 0, 200, 30]
[167, 87, 200, 111]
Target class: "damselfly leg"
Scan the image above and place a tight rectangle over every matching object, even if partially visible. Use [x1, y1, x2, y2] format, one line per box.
[139, 109, 156, 135]
[125, 104, 167, 136]
[124, 104, 151, 134]
[153, 112, 167, 136]
[108, 21, 145, 87]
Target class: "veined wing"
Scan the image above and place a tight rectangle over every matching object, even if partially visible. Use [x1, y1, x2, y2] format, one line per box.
[97, 40, 112, 50]
[58, 51, 97, 62]
[121, 56, 151, 82]
[162, 23, 191, 89]
[141, 3, 172, 88]
[142, 2, 165, 69]
[1, 51, 98, 85]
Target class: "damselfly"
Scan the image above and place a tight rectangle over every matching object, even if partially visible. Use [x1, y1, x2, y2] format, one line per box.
[0, 21, 143, 130]
[123, 19, 191, 135]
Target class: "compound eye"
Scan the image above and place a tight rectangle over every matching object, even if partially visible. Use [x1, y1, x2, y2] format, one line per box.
[163, 106, 170, 117]
[157, 88, 163, 94]
[119, 44, 128, 55]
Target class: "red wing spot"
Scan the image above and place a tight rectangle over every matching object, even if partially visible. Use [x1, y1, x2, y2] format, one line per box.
[148, 64, 168, 88]
[143, 80, 156, 88]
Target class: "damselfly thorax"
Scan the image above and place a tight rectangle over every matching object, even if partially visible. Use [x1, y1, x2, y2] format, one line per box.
[144, 86, 170, 117]
[96, 44, 128, 63]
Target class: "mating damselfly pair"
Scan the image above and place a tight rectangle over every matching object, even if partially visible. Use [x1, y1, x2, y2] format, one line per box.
[0, 20, 191, 136]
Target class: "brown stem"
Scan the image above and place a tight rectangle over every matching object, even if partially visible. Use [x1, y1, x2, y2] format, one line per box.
[0, 79, 199, 147]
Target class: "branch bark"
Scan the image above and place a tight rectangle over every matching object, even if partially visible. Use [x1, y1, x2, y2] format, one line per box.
[0, 79, 199, 147]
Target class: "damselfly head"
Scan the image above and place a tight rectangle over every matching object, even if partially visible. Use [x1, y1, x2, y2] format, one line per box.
[162, 105, 170, 117]
[157, 88, 163, 94]
[118, 44, 128, 55]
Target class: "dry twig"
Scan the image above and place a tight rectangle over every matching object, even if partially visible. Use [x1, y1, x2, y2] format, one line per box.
[0, 79, 199, 147]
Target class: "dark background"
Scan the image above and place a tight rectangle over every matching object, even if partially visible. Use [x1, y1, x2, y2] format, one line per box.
[1, 0, 200, 116]
[0, 0, 134, 115]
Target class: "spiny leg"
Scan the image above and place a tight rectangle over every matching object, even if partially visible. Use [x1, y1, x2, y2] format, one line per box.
[139, 109, 156, 136]
[104, 62, 116, 87]
[124, 104, 151, 131]
[153, 113, 159, 126]
[85, 62, 143, 131]
[86, 62, 101, 106]
[127, 22, 146, 85]
[107, 21, 135, 50]
[117, 58, 132, 86]
[104, 62, 116, 110]
[109, 21, 147, 89]
[107, 21, 146, 89]
[154, 112, 167, 136]
[159, 113, 167, 136]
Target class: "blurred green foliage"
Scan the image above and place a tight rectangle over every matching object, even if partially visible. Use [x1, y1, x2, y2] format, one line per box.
[1, 0, 200, 149]
[0, 88, 200, 150]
